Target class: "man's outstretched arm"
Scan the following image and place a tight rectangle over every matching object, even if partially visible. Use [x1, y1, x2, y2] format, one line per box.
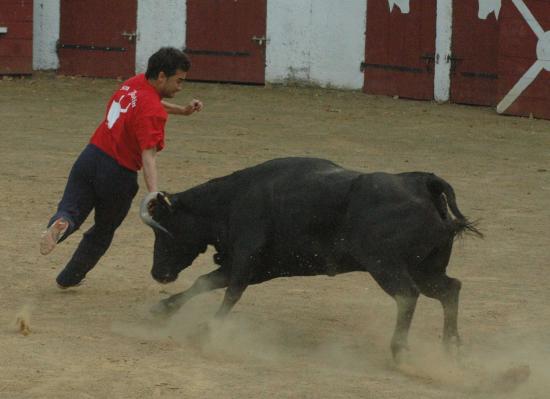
[161, 99, 203, 115]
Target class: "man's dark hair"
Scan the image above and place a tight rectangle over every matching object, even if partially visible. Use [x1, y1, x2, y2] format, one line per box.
[145, 47, 191, 79]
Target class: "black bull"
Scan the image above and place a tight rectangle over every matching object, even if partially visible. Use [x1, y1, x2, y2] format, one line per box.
[141, 157, 482, 360]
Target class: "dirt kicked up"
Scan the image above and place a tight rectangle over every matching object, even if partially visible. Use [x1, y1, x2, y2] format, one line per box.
[0, 73, 549, 398]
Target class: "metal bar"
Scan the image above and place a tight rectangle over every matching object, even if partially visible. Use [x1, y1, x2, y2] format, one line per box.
[184, 49, 250, 57]
[57, 44, 127, 52]
[360, 62, 423, 74]
[461, 72, 498, 80]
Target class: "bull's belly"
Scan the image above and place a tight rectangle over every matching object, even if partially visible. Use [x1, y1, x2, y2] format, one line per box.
[249, 252, 360, 284]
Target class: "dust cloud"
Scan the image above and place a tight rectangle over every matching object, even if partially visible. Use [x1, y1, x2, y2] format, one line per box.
[393, 332, 548, 397]
[111, 294, 548, 398]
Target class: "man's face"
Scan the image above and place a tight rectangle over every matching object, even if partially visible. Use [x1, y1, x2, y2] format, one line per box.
[157, 69, 187, 98]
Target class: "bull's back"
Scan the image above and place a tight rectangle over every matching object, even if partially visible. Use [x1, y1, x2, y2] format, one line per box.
[261, 160, 360, 234]
[222, 157, 360, 225]
[234, 159, 361, 279]
[181, 158, 347, 215]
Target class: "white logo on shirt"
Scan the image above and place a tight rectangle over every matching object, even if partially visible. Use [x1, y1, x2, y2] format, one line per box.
[106, 90, 137, 129]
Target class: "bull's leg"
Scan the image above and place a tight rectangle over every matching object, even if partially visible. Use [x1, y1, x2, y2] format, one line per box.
[214, 261, 252, 318]
[213, 220, 265, 319]
[408, 244, 462, 352]
[151, 268, 229, 316]
[214, 283, 247, 318]
[414, 273, 462, 350]
[213, 250, 258, 319]
[369, 269, 420, 362]
[441, 277, 462, 349]
[392, 295, 419, 360]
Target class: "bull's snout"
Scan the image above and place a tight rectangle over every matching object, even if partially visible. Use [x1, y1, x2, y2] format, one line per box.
[152, 271, 177, 284]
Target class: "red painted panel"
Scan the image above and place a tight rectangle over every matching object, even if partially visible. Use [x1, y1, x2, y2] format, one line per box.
[186, 0, 266, 84]
[0, 0, 33, 74]
[0, 38, 32, 56]
[450, 0, 500, 106]
[363, 0, 436, 100]
[0, 56, 32, 73]
[498, 12, 537, 57]
[58, 0, 137, 78]
[0, 21, 33, 39]
[497, 0, 550, 119]
[0, 0, 33, 21]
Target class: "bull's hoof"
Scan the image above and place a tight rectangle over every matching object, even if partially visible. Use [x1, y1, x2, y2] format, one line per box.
[187, 321, 212, 347]
[150, 299, 178, 317]
[443, 335, 462, 359]
[391, 342, 410, 364]
[196, 321, 211, 336]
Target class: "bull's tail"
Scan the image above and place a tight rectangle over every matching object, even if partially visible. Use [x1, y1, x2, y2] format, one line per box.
[427, 176, 483, 239]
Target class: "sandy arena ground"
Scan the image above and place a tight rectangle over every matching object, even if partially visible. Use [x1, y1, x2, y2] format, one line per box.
[1, 73, 549, 398]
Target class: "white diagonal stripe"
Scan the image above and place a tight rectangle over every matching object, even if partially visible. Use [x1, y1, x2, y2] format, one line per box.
[512, 0, 544, 39]
[496, 61, 544, 113]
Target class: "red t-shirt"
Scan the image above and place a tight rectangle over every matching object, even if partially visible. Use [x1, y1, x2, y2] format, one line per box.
[90, 74, 167, 171]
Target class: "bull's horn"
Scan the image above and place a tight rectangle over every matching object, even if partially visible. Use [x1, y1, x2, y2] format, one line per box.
[139, 191, 173, 236]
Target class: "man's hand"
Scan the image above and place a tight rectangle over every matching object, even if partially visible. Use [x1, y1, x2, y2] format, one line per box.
[161, 99, 203, 115]
[187, 98, 203, 113]
[147, 199, 156, 216]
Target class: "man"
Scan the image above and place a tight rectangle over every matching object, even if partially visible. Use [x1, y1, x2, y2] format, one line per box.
[40, 47, 203, 288]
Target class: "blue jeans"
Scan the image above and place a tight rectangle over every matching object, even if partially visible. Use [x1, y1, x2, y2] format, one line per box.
[48, 144, 139, 286]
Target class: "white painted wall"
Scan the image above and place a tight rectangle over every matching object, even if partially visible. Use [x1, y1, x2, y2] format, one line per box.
[135, 0, 186, 73]
[266, 0, 366, 89]
[33, 0, 60, 70]
[31, 0, 186, 73]
[434, 0, 452, 102]
[33, 0, 459, 97]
